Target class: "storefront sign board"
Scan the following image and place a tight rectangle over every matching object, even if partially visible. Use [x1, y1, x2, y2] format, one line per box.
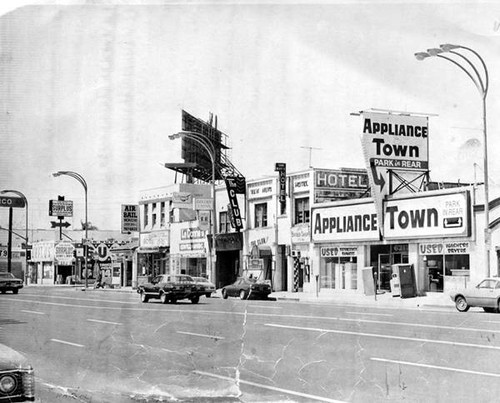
[312, 202, 380, 242]
[320, 246, 358, 257]
[419, 242, 470, 255]
[384, 191, 470, 240]
[121, 204, 139, 233]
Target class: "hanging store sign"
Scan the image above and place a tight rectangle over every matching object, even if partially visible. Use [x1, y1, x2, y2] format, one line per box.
[360, 111, 429, 235]
[121, 204, 139, 233]
[225, 176, 243, 231]
[384, 191, 470, 240]
[49, 200, 73, 217]
[275, 162, 287, 205]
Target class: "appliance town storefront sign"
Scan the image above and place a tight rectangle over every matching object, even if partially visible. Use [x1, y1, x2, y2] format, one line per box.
[312, 189, 471, 243]
[312, 201, 380, 243]
[383, 190, 470, 240]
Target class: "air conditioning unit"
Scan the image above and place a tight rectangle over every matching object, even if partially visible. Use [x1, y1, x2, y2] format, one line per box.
[291, 250, 301, 258]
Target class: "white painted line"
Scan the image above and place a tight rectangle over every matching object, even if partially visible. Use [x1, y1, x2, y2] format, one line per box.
[50, 339, 84, 348]
[250, 305, 282, 310]
[193, 370, 345, 403]
[87, 319, 122, 325]
[346, 311, 393, 317]
[265, 323, 500, 351]
[177, 331, 225, 340]
[371, 357, 500, 378]
[20, 310, 45, 315]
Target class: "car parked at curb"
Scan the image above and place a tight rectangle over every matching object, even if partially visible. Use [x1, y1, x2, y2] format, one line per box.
[192, 277, 216, 298]
[137, 274, 204, 304]
[450, 278, 500, 312]
[0, 272, 23, 294]
[221, 277, 272, 300]
[0, 343, 35, 402]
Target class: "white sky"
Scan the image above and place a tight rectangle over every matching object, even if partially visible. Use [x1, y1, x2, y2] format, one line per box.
[1, 1, 500, 231]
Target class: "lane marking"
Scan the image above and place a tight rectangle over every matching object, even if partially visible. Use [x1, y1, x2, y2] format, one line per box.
[193, 370, 345, 403]
[87, 318, 122, 325]
[250, 305, 282, 310]
[50, 339, 84, 348]
[20, 310, 45, 315]
[265, 323, 500, 351]
[371, 357, 500, 378]
[346, 311, 392, 317]
[177, 331, 224, 340]
[7, 298, 499, 335]
[19, 293, 137, 305]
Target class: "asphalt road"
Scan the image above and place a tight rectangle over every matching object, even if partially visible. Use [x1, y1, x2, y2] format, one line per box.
[1, 287, 500, 402]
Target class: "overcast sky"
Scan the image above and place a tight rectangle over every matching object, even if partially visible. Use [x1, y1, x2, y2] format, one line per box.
[1, 1, 500, 232]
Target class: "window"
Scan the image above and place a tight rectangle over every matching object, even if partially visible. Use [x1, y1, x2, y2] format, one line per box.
[219, 211, 231, 233]
[161, 202, 166, 227]
[144, 204, 149, 227]
[295, 197, 310, 224]
[254, 203, 268, 228]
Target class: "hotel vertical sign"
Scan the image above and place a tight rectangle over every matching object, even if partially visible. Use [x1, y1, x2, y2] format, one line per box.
[275, 162, 286, 213]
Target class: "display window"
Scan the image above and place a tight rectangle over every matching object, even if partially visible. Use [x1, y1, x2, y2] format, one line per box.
[424, 254, 470, 292]
[320, 256, 357, 290]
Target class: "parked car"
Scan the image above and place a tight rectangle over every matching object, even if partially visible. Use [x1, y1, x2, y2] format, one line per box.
[192, 277, 216, 298]
[450, 278, 500, 312]
[137, 274, 204, 304]
[0, 343, 35, 401]
[0, 272, 23, 294]
[221, 277, 272, 300]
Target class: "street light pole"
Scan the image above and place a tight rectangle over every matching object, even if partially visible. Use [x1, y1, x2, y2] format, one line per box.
[168, 131, 217, 282]
[52, 171, 88, 288]
[0, 190, 28, 283]
[415, 44, 491, 276]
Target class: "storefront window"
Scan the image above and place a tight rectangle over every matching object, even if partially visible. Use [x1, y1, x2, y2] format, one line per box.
[320, 256, 357, 290]
[161, 202, 166, 227]
[219, 211, 231, 233]
[144, 204, 149, 227]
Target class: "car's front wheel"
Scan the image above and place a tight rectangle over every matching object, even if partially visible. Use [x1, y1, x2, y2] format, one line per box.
[455, 296, 469, 312]
[140, 292, 149, 303]
[12, 289, 18, 294]
[222, 289, 228, 299]
[191, 296, 200, 304]
[239, 290, 247, 300]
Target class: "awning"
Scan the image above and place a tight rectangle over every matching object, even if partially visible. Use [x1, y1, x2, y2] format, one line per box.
[137, 247, 160, 253]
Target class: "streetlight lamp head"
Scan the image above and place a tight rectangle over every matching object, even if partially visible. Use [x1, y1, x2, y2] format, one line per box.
[440, 43, 460, 52]
[427, 48, 443, 56]
[52, 172, 62, 177]
[415, 52, 431, 61]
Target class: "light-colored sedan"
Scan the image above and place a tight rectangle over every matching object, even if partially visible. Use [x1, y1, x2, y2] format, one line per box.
[450, 278, 500, 313]
[192, 277, 216, 298]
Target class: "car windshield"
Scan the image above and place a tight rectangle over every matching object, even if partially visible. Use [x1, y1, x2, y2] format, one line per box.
[478, 279, 497, 289]
[0, 273, 15, 279]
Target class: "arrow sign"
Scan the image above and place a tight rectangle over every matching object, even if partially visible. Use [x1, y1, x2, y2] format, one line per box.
[51, 221, 71, 228]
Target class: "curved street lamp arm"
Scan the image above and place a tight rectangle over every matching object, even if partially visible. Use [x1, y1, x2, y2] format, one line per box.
[436, 54, 484, 96]
[448, 50, 486, 95]
[455, 45, 489, 95]
[56, 171, 88, 191]
[176, 131, 217, 157]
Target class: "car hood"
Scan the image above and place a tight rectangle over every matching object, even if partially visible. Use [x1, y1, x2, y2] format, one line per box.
[0, 343, 30, 370]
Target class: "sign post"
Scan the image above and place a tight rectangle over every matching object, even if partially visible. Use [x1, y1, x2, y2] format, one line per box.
[0, 196, 26, 273]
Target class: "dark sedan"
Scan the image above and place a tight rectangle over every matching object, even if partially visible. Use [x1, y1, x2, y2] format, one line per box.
[137, 274, 204, 304]
[0, 343, 35, 401]
[221, 277, 272, 300]
[0, 272, 23, 294]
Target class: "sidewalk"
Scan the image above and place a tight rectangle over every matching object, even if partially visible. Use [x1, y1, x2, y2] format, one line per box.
[268, 289, 455, 310]
[25, 284, 454, 310]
